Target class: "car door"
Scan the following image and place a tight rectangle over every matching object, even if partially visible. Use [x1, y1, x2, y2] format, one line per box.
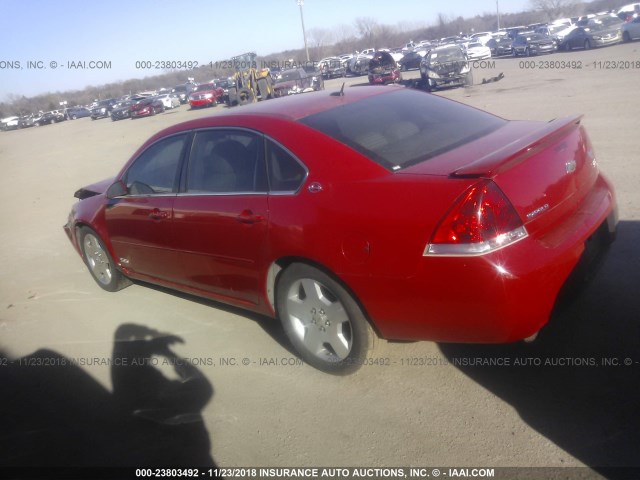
[171, 129, 269, 305]
[105, 132, 189, 282]
[571, 28, 585, 48]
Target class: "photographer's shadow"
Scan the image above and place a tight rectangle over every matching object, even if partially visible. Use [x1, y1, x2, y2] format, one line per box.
[0, 323, 218, 468]
[439, 220, 640, 478]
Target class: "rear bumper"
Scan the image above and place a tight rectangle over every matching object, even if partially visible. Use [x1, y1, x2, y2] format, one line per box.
[347, 174, 617, 343]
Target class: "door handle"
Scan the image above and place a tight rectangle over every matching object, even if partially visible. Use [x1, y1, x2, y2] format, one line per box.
[149, 208, 169, 220]
[236, 210, 264, 224]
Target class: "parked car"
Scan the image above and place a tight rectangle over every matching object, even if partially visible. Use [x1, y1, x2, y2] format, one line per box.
[487, 34, 514, 56]
[622, 15, 640, 41]
[470, 32, 494, 45]
[346, 53, 373, 76]
[18, 115, 36, 128]
[171, 84, 196, 104]
[420, 45, 473, 91]
[318, 57, 346, 78]
[110, 101, 135, 121]
[213, 78, 234, 104]
[559, 24, 621, 50]
[1, 116, 19, 131]
[512, 33, 557, 56]
[465, 41, 492, 60]
[618, 3, 640, 20]
[273, 68, 321, 97]
[36, 111, 63, 125]
[64, 86, 617, 374]
[368, 51, 402, 84]
[90, 99, 117, 120]
[398, 50, 428, 70]
[156, 93, 181, 110]
[505, 26, 528, 39]
[535, 23, 574, 41]
[188, 84, 223, 108]
[302, 65, 325, 91]
[129, 98, 164, 118]
[66, 107, 91, 120]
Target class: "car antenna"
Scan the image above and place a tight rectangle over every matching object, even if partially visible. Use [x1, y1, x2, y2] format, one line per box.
[330, 83, 346, 97]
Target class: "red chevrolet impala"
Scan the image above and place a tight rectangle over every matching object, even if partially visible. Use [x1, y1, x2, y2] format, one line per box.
[64, 86, 617, 374]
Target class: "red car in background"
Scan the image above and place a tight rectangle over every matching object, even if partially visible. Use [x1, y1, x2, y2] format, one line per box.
[189, 83, 224, 108]
[64, 87, 617, 374]
[130, 98, 165, 118]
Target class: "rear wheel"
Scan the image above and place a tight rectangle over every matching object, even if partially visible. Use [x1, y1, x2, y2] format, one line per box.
[276, 263, 376, 375]
[237, 88, 254, 106]
[257, 78, 271, 100]
[79, 227, 131, 292]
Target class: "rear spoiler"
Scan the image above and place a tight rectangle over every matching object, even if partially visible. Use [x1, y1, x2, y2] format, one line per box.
[451, 115, 584, 178]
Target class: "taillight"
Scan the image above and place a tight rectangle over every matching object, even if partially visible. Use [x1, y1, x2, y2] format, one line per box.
[425, 180, 527, 256]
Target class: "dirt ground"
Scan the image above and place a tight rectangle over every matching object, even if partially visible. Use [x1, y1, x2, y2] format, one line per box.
[1, 43, 639, 478]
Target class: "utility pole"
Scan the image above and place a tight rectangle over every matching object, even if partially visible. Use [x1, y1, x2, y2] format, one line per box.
[496, 0, 502, 30]
[297, 0, 310, 62]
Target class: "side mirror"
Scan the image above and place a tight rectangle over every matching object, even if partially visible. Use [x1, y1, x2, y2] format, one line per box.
[106, 180, 127, 199]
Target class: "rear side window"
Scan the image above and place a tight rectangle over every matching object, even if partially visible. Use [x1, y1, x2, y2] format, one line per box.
[186, 130, 265, 193]
[266, 140, 307, 192]
[299, 89, 506, 171]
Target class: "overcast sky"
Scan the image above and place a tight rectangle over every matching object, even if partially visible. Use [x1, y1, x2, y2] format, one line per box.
[0, 0, 531, 100]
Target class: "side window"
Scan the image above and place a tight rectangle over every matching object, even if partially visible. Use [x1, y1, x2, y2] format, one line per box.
[266, 140, 307, 192]
[124, 134, 187, 195]
[187, 130, 264, 193]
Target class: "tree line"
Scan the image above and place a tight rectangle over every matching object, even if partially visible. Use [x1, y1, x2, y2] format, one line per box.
[0, 0, 630, 119]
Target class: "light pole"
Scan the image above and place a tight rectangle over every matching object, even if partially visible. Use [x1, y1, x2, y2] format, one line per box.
[297, 0, 310, 63]
[496, 0, 501, 30]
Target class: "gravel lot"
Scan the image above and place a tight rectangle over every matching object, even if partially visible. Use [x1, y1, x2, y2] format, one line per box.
[1, 43, 639, 478]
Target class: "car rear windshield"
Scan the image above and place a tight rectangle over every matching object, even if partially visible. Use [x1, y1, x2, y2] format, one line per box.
[299, 88, 506, 171]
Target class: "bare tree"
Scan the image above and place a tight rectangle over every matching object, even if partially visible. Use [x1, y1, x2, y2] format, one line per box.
[530, 0, 580, 20]
[355, 16, 379, 45]
[307, 27, 335, 59]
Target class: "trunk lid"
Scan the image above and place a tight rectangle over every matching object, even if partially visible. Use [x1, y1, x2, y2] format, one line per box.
[403, 116, 599, 236]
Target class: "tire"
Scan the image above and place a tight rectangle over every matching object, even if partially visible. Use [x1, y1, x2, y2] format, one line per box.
[564, 42, 571, 52]
[525, 47, 531, 57]
[257, 78, 271, 100]
[623, 31, 631, 43]
[584, 39, 591, 50]
[237, 88, 254, 106]
[79, 227, 131, 292]
[71, 114, 77, 120]
[276, 263, 376, 374]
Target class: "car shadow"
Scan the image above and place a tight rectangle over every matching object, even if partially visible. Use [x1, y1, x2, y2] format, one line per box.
[0, 323, 220, 474]
[130, 281, 298, 358]
[438, 220, 640, 479]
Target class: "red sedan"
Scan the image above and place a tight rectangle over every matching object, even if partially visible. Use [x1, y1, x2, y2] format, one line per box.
[64, 87, 617, 374]
[188, 83, 223, 108]
[129, 98, 165, 118]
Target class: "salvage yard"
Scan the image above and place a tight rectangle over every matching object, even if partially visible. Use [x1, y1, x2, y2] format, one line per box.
[1, 42, 639, 477]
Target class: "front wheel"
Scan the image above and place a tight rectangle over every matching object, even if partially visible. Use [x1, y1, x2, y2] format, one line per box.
[584, 39, 591, 50]
[276, 263, 376, 374]
[79, 227, 131, 292]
